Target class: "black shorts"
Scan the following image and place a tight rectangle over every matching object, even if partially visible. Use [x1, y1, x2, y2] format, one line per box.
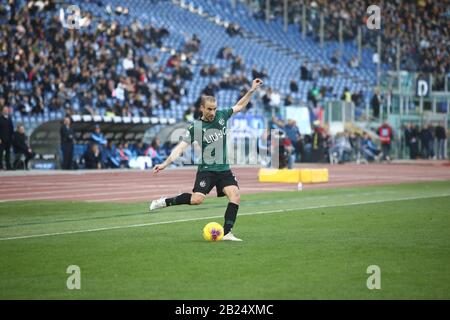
[193, 170, 239, 197]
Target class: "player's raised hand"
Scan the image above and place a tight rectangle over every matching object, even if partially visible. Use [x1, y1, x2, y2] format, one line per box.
[252, 78, 263, 91]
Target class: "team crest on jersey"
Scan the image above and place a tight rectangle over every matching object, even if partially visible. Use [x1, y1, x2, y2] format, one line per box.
[218, 118, 225, 126]
[199, 180, 207, 188]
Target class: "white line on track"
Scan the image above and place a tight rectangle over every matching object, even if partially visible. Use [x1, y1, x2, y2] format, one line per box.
[0, 193, 449, 241]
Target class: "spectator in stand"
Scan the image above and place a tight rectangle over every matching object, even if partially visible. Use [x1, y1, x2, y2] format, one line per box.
[330, 50, 339, 64]
[419, 125, 427, 158]
[290, 80, 299, 93]
[408, 124, 420, 160]
[351, 90, 364, 109]
[404, 123, 413, 159]
[145, 138, 165, 166]
[262, 87, 273, 114]
[0, 105, 13, 170]
[341, 87, 352, 103]
[237, 88, 253, 111]
[371, 90, 381, 119]
[200, 65, 210, 77]
[329, 132, 353, 164]
[282, 134, 295, 169]
[349, 132, 364, 163]
[60, 116, 75, 170]
[105, 140, 120, 168]
[311, 122, 325, 162]
[252, 66, 268, 79]
[231, 56, 245, 74]
[226, 23, 242, 37]
[184, 106, 199, 122]
[427, 124, 436, 159]
[361, 132, 380, 162]
[301, 134, 313, 162]
[91, 125, 107, 146]
[201, 83, 219, 97]
[11, 124, 35, 170]
[421, 124, 435, 159]
[319, 65, 336, 77]
[307, 86, 320, 108]
[272, 117, 301, 166]
[184, 34, 201, 53]
[133, 141, 148, 157]
[166, 54, 181, 69]
[284, 95, 294, 106]
[300, 63, 309, 81]
[217, 47, 234, 60]
[83, 143, 102, 169]
[435, 122, 447, 160]
[18, 96, 32, 115]
[348, 56, 359, 68]
[378, 121, 393, 161]
[116, 141, 132, 168]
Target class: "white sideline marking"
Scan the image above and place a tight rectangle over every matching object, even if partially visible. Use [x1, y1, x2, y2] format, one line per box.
[0, 193, 449, 241]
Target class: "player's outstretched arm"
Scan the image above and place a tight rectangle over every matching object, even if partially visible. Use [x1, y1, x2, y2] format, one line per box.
[232, 78, 263, 115]
[153, 140, 190, 173]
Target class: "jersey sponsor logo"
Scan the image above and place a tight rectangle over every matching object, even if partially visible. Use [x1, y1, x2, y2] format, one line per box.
[204, 127, 228, 144]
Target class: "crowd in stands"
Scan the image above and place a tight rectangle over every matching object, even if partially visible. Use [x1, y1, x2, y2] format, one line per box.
[195, 44, 344, 119]
[251, 0, 449, 77]
[403, 122, 447, 160]
[59, 118, 175, 170]
[0, 105, 35, 170]
[0, 0, 395, 130]
[268, 115, 448, 165]
[0, 1, 448, 171]
[1, 105, 448, 171]
[82, 135, 173, 171]
[0, 0, 339, 126]
[0, 0, 199, 120]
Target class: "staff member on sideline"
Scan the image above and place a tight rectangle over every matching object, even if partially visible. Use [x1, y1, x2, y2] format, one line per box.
[0, 106, 14, 170]
[60, 116, 75, 170]
[12, 124, 35, 170]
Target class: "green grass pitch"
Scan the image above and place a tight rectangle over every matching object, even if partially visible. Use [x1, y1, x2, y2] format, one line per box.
[0, 181, 449, 299]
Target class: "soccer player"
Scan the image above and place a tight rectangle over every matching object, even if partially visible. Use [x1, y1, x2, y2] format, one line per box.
[149, 78, 263, 241]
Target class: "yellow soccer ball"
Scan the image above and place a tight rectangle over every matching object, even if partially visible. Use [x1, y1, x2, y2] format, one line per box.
[203, 222, 224, 241]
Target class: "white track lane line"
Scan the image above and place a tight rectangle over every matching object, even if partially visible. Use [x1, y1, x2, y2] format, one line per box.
[0, 193, 449, 241]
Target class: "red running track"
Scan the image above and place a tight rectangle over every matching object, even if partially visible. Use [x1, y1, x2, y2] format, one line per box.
[0, 162, 449, 203]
